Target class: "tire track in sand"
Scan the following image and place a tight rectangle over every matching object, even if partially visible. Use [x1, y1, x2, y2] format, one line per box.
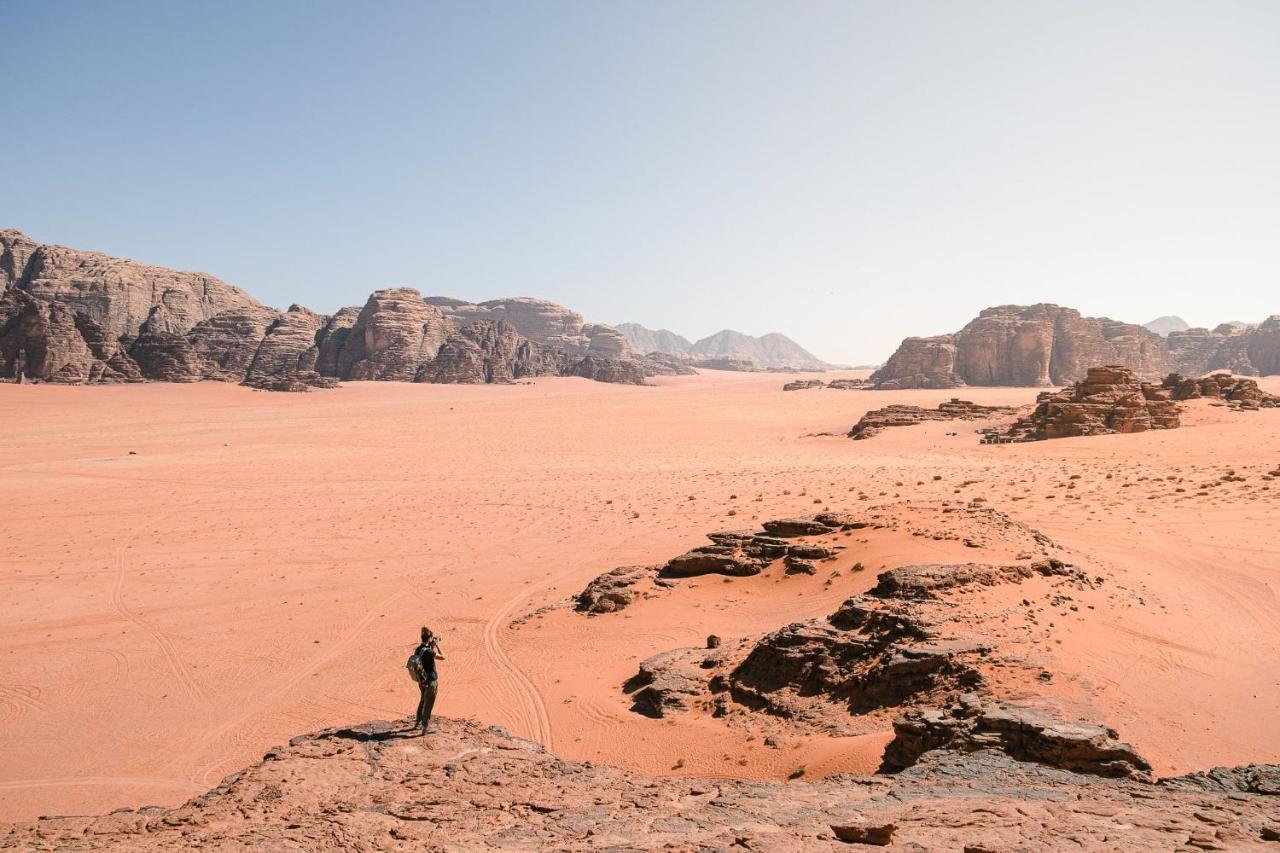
[112, 547, 206, 703]
[192, 588, 410, 785]
[481, 581, 558, 752]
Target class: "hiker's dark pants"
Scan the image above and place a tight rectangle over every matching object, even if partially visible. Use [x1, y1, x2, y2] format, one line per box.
[416, 679, 438, 729]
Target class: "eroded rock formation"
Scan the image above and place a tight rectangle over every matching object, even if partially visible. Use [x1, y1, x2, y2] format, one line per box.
[0, 230, 648, 389]
[1162, 372, 1280, 409]
[996, 366, 1181, 441]
[848, 399, 1016, 440]
[5, 716, 1277, 851]
[874, 303, 1280, 389]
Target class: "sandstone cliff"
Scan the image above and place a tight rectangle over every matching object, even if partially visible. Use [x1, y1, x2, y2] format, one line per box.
[875, 304, 1280, 388]
[0, 230, 647, 389]
[428, 296, 633, 359]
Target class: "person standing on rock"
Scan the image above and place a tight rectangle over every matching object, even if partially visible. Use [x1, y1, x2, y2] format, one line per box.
[407, 627, 444, 735]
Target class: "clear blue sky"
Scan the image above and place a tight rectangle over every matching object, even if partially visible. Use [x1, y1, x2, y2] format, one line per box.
[4, 1, 1278, 363]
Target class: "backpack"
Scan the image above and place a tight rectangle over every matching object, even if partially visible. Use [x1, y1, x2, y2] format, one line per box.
[406, 649, 426, 683]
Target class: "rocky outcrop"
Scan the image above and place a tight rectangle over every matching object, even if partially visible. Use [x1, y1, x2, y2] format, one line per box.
[661, 521, 848, 579]
[780, 378, 871, 390]
[1160, 763, 1280, 795]
[884, 697, 1151, 778]
[430, 297, 633, 359]
[0, 290, 102, 382]
[0, 230, 654, 389]
[564, 354, 646, 385]
[870, 336, 963, 390]
[246, 306, 329, 382]
[0, 229, 40, 291]
[311, 306, 361, 377]
[7, 716, 1277, 852]
[186, 306, 279, 380]
[848, 399, 1016, 440]
[634, 352, 697, 376]
[7, 231, 263, 339]
[877, 304, 1280, 388]
[417, 319, 561, 384]
[1162, 372, 1280, 409]
[626, 648, 707, 717]
[691, 356, 757, 371]
[331, 288, 454, 381]
[574, 565, 657, 614]
[719, 561, 1074, 725]
[995, 366, 1181, 442]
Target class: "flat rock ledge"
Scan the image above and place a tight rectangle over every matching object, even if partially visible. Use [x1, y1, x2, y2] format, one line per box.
[4, 716, 1276, 851]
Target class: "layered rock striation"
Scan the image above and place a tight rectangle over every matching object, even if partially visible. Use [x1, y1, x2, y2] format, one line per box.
[0, 230, 646, 389]
[996, 366, 1181, 442]
[874, 303, 1280, 389]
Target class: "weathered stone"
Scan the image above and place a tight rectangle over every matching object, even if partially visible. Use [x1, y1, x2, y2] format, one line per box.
[884, 700, 1151, 779]
[574, 566, 655, 615]
[877, 304, 1280, 388]
[416, 319, 560, 384]
[564, 354, 647, 385]
[830, 822, 896, 845]
[7, 230, 263, 339]
[337, 288, 454, 381]
[186, 306, 279, 380]
[626, 648, 706, 717]
[634, 352, 697, 376]
[849, 399, 1016, 440]
[762, 517, 838, 537]
[997, 366, 1182, 441]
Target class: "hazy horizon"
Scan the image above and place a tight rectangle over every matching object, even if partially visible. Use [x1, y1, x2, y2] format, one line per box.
[5, 1, 1278, 363]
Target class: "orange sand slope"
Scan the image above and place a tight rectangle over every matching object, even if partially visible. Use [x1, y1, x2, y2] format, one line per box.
[1, 371, 1278, 821]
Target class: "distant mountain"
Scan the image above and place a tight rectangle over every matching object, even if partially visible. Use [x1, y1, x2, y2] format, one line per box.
[1144, 316, 1190, 337]
[615, 323, 692, 357]
[618, 322, 829, 370]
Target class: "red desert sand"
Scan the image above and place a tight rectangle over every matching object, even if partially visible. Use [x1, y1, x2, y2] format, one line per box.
[1, 370, 1278, 822]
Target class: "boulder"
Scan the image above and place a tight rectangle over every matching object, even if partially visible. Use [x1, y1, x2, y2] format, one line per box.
[884, 699, 1151, 779]
[574, 565, 655, 615]
[626, 648, 706, 717]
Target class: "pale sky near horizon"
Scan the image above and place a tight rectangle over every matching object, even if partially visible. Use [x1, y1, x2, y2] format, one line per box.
[4, 1, 1278, 364]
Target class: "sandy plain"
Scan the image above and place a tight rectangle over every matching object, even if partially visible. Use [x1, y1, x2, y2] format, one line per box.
[1, 370, 1278, 821]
